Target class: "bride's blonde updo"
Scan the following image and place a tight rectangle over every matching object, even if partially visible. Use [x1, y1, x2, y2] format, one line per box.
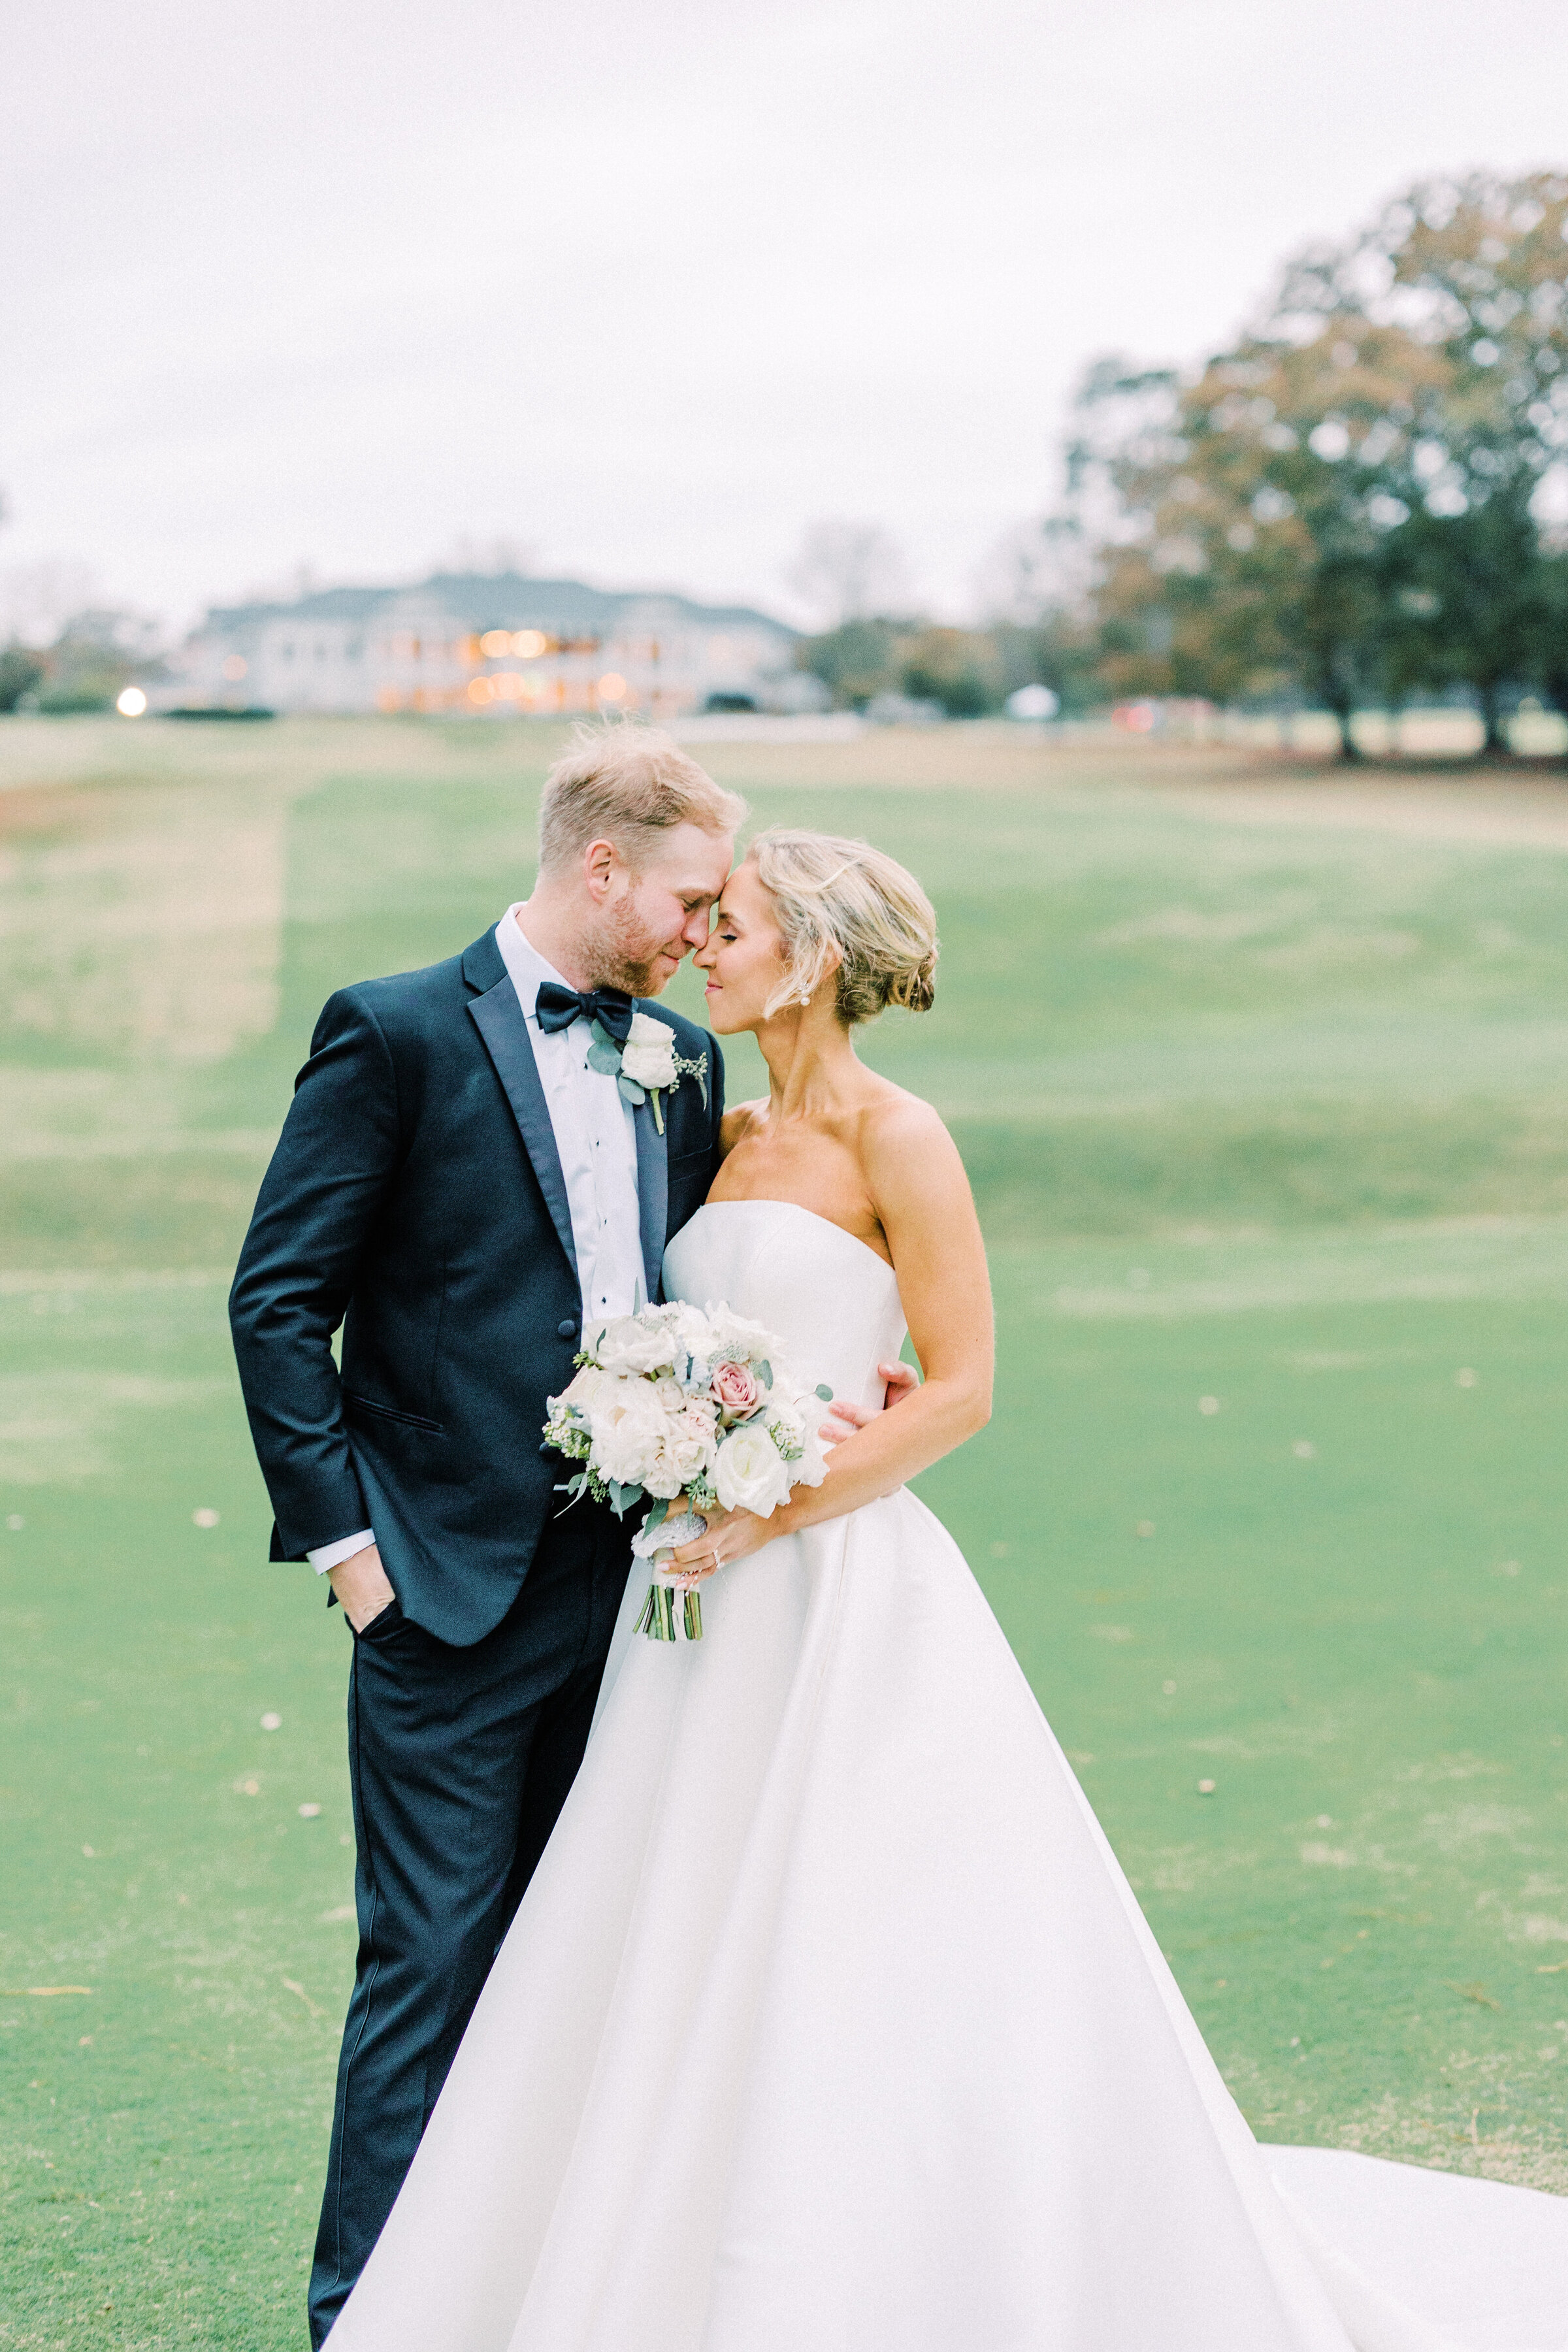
[746, 828, 939, 1024]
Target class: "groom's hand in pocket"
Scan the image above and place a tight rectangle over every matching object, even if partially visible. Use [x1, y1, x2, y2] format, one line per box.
[819, 1360, 919, 1444]
[329, 1543, 398, 1633]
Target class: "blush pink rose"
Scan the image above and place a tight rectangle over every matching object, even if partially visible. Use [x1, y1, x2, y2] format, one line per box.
[710, 1360, 761, 1417]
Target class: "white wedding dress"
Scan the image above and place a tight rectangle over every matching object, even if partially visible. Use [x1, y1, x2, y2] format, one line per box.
[331, 1201, 1567, 2352]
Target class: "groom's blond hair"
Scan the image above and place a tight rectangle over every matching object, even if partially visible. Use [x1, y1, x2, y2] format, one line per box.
[538, 722, 745, 876]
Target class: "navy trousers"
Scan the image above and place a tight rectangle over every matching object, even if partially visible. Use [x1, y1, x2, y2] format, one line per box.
[307, 1505, 630, 2347]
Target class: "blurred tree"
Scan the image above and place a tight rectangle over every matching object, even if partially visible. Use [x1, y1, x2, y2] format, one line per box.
[1068, 329, 1446, 755]
[983, 514, 1107, 713]
[1533, 548, 1568, 724]
[797, 617, 904, 709]
[1378, 491, 1546, 750]
[1050, 171, 1568, 759]
[0, 644, 44, 711]
[990, 614, 1103, 714]
[899, 626, 1004, 717]
[37, 608, 160, 713]
[1284, 171, 1568, 749]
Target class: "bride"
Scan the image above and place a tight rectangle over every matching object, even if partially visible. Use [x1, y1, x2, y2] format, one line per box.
[329, 830, 1564, 2351]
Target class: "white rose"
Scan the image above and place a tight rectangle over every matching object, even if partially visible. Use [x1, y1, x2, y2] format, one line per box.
[619, 1011, 679, 1090]
[591, 1315, 678, 1377]
[714, 1421, 793, 1516]
[551, 1363, 610, 1416]
[763, 1396, 828, 1489]
[589, 1379, 668, 1488]
[665, 1404, 719, 1484]
[639, 1450, 688, 1501]
[700, 1305, 781, 1367]
[763, 1393, 804, 1443]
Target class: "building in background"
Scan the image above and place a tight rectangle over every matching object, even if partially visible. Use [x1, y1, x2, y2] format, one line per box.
[162, 572, 815, 718]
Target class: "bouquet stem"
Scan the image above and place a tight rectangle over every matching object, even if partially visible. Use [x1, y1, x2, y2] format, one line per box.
[632, 1573, 702, 1642]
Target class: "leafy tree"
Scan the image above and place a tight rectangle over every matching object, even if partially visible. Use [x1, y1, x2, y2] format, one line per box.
[35, 608, 160, 714]
[797, 618, 904, 710]
[1532, 549, 1568, 723]
[1069, 325, 1445, 751]
[1284, 172, 1568, 747]
[1053, 172, 1568, 758]
[990, 614, 1102, 715]
[900, 627, 1004, 717]
[1378, 491, 1546, 749]
[0, 644, 44, 712]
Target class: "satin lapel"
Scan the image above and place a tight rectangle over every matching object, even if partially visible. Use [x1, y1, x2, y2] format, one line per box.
[632, 1002, 670, 1303]
[467, 976, 578, 1282]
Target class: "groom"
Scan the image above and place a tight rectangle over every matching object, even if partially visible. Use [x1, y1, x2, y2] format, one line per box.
[229, 725, 745, 2345]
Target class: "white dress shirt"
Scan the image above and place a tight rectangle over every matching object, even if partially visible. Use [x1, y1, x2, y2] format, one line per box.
[308, 906, 647, 1575]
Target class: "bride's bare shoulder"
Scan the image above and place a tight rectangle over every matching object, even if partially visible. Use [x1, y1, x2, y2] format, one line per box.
[855, 1078, 964, 1184]
[717, 1097, 768, 1160]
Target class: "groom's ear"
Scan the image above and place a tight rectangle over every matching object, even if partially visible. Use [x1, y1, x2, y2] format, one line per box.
[581, 838, 620, 904]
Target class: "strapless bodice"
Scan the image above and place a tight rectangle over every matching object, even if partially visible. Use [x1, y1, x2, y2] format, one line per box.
[662, 1200, 907, 1418]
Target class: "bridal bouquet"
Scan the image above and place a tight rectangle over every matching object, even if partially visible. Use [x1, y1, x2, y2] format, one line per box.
[543, 1301, 833, 1642]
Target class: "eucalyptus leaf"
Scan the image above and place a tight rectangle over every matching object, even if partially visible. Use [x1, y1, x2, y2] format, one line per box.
[755, 1360, 773, 1389]
[617, 1075, 647, 1105]
[815, 1382, 834, 1401]
[644, 1497, 670, 1536]
[606, 1478, 643, 1518]
[587, 1036, 624, 1076]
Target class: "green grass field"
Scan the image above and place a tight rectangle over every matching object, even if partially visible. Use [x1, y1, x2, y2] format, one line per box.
[3, 715, 1567, 2348]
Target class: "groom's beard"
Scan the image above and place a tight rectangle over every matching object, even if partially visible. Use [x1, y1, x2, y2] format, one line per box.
[581, 898, 685, 997]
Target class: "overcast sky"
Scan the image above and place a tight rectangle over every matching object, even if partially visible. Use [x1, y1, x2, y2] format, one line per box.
[5, 0, 1568, 637]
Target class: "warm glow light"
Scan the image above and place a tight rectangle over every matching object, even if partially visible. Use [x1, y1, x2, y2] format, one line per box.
[479, 629, 513, 657]
[468, 676, 495, 704]
[221, 654, 248, 681]
[492, 670, 523, 699]
[116, 687, 148, 717]
[512, 629, 547, 658]
[597, 672, 627, 702]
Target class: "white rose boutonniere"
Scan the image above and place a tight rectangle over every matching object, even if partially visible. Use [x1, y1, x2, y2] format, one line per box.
[619, 1011, 679, 1092]
[587, 1009, 708, 1134]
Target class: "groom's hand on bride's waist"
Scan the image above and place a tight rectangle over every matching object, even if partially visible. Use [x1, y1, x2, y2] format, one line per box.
[328, 1543, 398, 1633]
[819, 1361, 919, 1444]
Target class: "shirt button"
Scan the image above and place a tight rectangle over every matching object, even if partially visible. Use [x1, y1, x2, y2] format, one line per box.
[558, 1318, 578, 1338]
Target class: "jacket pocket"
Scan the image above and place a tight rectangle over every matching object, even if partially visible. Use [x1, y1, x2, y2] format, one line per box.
[345, 1392, 446, 1435]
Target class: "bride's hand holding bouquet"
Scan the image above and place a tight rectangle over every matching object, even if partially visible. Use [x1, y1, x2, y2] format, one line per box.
[542, 1299, 835, 1640]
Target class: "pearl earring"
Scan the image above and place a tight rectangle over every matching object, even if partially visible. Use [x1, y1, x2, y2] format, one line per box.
[799, 992, 811, 1007]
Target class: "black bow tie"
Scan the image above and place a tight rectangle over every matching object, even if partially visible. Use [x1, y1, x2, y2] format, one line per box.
[534, 982, 635, 1043]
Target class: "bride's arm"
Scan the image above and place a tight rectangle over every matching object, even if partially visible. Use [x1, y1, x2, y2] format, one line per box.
[670, 1100, 993, 1576]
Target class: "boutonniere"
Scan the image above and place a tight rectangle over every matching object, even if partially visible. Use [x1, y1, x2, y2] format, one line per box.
[587, 1011, 708, 1134]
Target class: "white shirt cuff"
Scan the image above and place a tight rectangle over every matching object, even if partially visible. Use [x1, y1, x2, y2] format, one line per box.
[306, 1529, 376, 1575]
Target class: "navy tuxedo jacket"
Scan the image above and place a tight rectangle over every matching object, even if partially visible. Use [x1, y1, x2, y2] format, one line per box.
[229, 927, 725, 1646]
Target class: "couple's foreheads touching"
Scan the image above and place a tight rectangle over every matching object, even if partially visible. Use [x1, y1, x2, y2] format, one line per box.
[518, 719, 938, 1034]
